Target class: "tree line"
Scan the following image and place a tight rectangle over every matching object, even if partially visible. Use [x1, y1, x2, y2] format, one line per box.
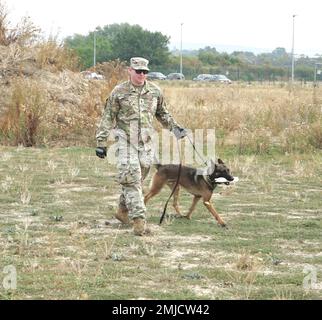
[65, 23, 322, 82]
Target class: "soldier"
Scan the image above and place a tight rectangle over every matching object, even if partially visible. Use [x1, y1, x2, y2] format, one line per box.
[96, 57, 187, 236]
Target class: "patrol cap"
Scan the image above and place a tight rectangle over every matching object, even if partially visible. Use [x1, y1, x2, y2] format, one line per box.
[130, 57, 150, 71]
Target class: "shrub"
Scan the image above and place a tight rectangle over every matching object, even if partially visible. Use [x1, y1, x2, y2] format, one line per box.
[0, 78, 48, 146]
[237, 127, 273, 155]
[35, 37, 80, 72]
[90, 60, 128, 90]
[280, 122, 320, 153]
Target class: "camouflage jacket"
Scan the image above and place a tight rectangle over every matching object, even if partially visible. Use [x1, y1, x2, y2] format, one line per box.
[96, 80, 180, 147]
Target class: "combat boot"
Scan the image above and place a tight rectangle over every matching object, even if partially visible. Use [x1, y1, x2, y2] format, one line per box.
[115, 206, 130, 224]
[133, 218, 151, 236]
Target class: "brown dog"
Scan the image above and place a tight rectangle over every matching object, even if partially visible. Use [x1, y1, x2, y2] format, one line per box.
[144, 159, 235, 227]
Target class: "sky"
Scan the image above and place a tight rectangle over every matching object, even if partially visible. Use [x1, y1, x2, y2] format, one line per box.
[4, 0, 322, 56]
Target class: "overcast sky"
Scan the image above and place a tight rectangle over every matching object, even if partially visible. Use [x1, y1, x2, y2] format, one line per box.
[5, 0, 322, 56]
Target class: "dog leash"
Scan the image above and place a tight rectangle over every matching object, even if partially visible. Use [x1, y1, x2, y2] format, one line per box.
[186, 135, 208, 166]
[159, 138, 183, 225]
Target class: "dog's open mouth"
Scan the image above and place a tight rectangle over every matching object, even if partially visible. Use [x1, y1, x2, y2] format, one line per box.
[215, 177, 239, 185]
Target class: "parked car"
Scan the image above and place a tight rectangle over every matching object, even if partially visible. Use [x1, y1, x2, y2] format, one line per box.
[193, 74, 216, 82]
[167, 73, 185, 80]
[81, 71, 104, 80]
[213, 74, 232, 84]
[147, 72, 167, 80]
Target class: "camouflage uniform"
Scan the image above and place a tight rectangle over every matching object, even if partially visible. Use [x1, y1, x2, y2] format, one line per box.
[96, 79, 180, 220]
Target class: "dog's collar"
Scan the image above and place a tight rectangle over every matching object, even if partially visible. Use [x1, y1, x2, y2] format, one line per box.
[202, 175, 216, 190]
[194, 173, 215, 190]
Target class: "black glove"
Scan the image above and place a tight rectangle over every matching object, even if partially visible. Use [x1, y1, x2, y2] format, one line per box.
[96, 147, 107, 159]
[173, 127, 188, 140]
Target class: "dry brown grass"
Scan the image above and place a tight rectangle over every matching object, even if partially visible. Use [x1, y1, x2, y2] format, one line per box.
[1, 80, 321, 151]
[0, 78, 49, 146]
[0, 0, 128, 148]
[163, 83, 322, 153]
[0, 1, 321, 152]
[0, 35, 127, 146]
[35, 37, 80, 72]
[0, 1, 40, 46]
[0, 21, 321, 153]
[90, 60, 128, 90]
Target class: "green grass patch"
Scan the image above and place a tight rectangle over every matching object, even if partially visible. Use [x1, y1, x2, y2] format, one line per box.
[0, 146, 321, 299]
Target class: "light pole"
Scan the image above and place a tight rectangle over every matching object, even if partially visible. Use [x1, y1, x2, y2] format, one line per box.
[180, 23, 183, 74]
[93, 29, 97, 67]
[291, 14, 297, 83]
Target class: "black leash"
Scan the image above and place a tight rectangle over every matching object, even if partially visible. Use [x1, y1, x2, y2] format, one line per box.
[159, 138, 182, 225]
[186, 135, 208, 166]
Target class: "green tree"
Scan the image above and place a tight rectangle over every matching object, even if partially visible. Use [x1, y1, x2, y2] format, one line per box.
[64, 34, 94, 68]
[198, 47, 218, 65]
[296, 65, 314, 81]
[108, 24, 170, 65]
[64, 23, 170, 69]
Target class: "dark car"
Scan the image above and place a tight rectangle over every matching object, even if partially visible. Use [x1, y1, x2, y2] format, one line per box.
[167, 73, 185, 80]
[147, 72, 167, 81]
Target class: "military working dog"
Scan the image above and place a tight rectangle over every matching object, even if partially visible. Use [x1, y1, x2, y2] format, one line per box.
[144, 159, 235, 227]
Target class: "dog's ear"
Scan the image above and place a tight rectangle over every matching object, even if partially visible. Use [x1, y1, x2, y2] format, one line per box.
[218, 158, 224, 165]
[207, 159, 216, 175]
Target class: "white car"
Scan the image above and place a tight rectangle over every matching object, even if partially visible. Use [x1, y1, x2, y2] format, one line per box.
[213, 74, 232, 84]
[147, 72, 167, 80]
[167, 73, 185, 80]
[193, 74, 216, 81]
[81, 71, 104, 80]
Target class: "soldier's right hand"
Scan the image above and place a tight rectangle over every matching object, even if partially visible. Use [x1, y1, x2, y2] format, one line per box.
[96, 147, 107, 159]
[173, 127, 188, 140]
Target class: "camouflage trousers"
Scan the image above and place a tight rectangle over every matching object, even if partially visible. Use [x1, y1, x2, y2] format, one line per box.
[116, 141, 154, 220]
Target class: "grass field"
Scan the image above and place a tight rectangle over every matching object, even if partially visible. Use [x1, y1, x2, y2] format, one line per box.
[0, 146, 321, 300]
